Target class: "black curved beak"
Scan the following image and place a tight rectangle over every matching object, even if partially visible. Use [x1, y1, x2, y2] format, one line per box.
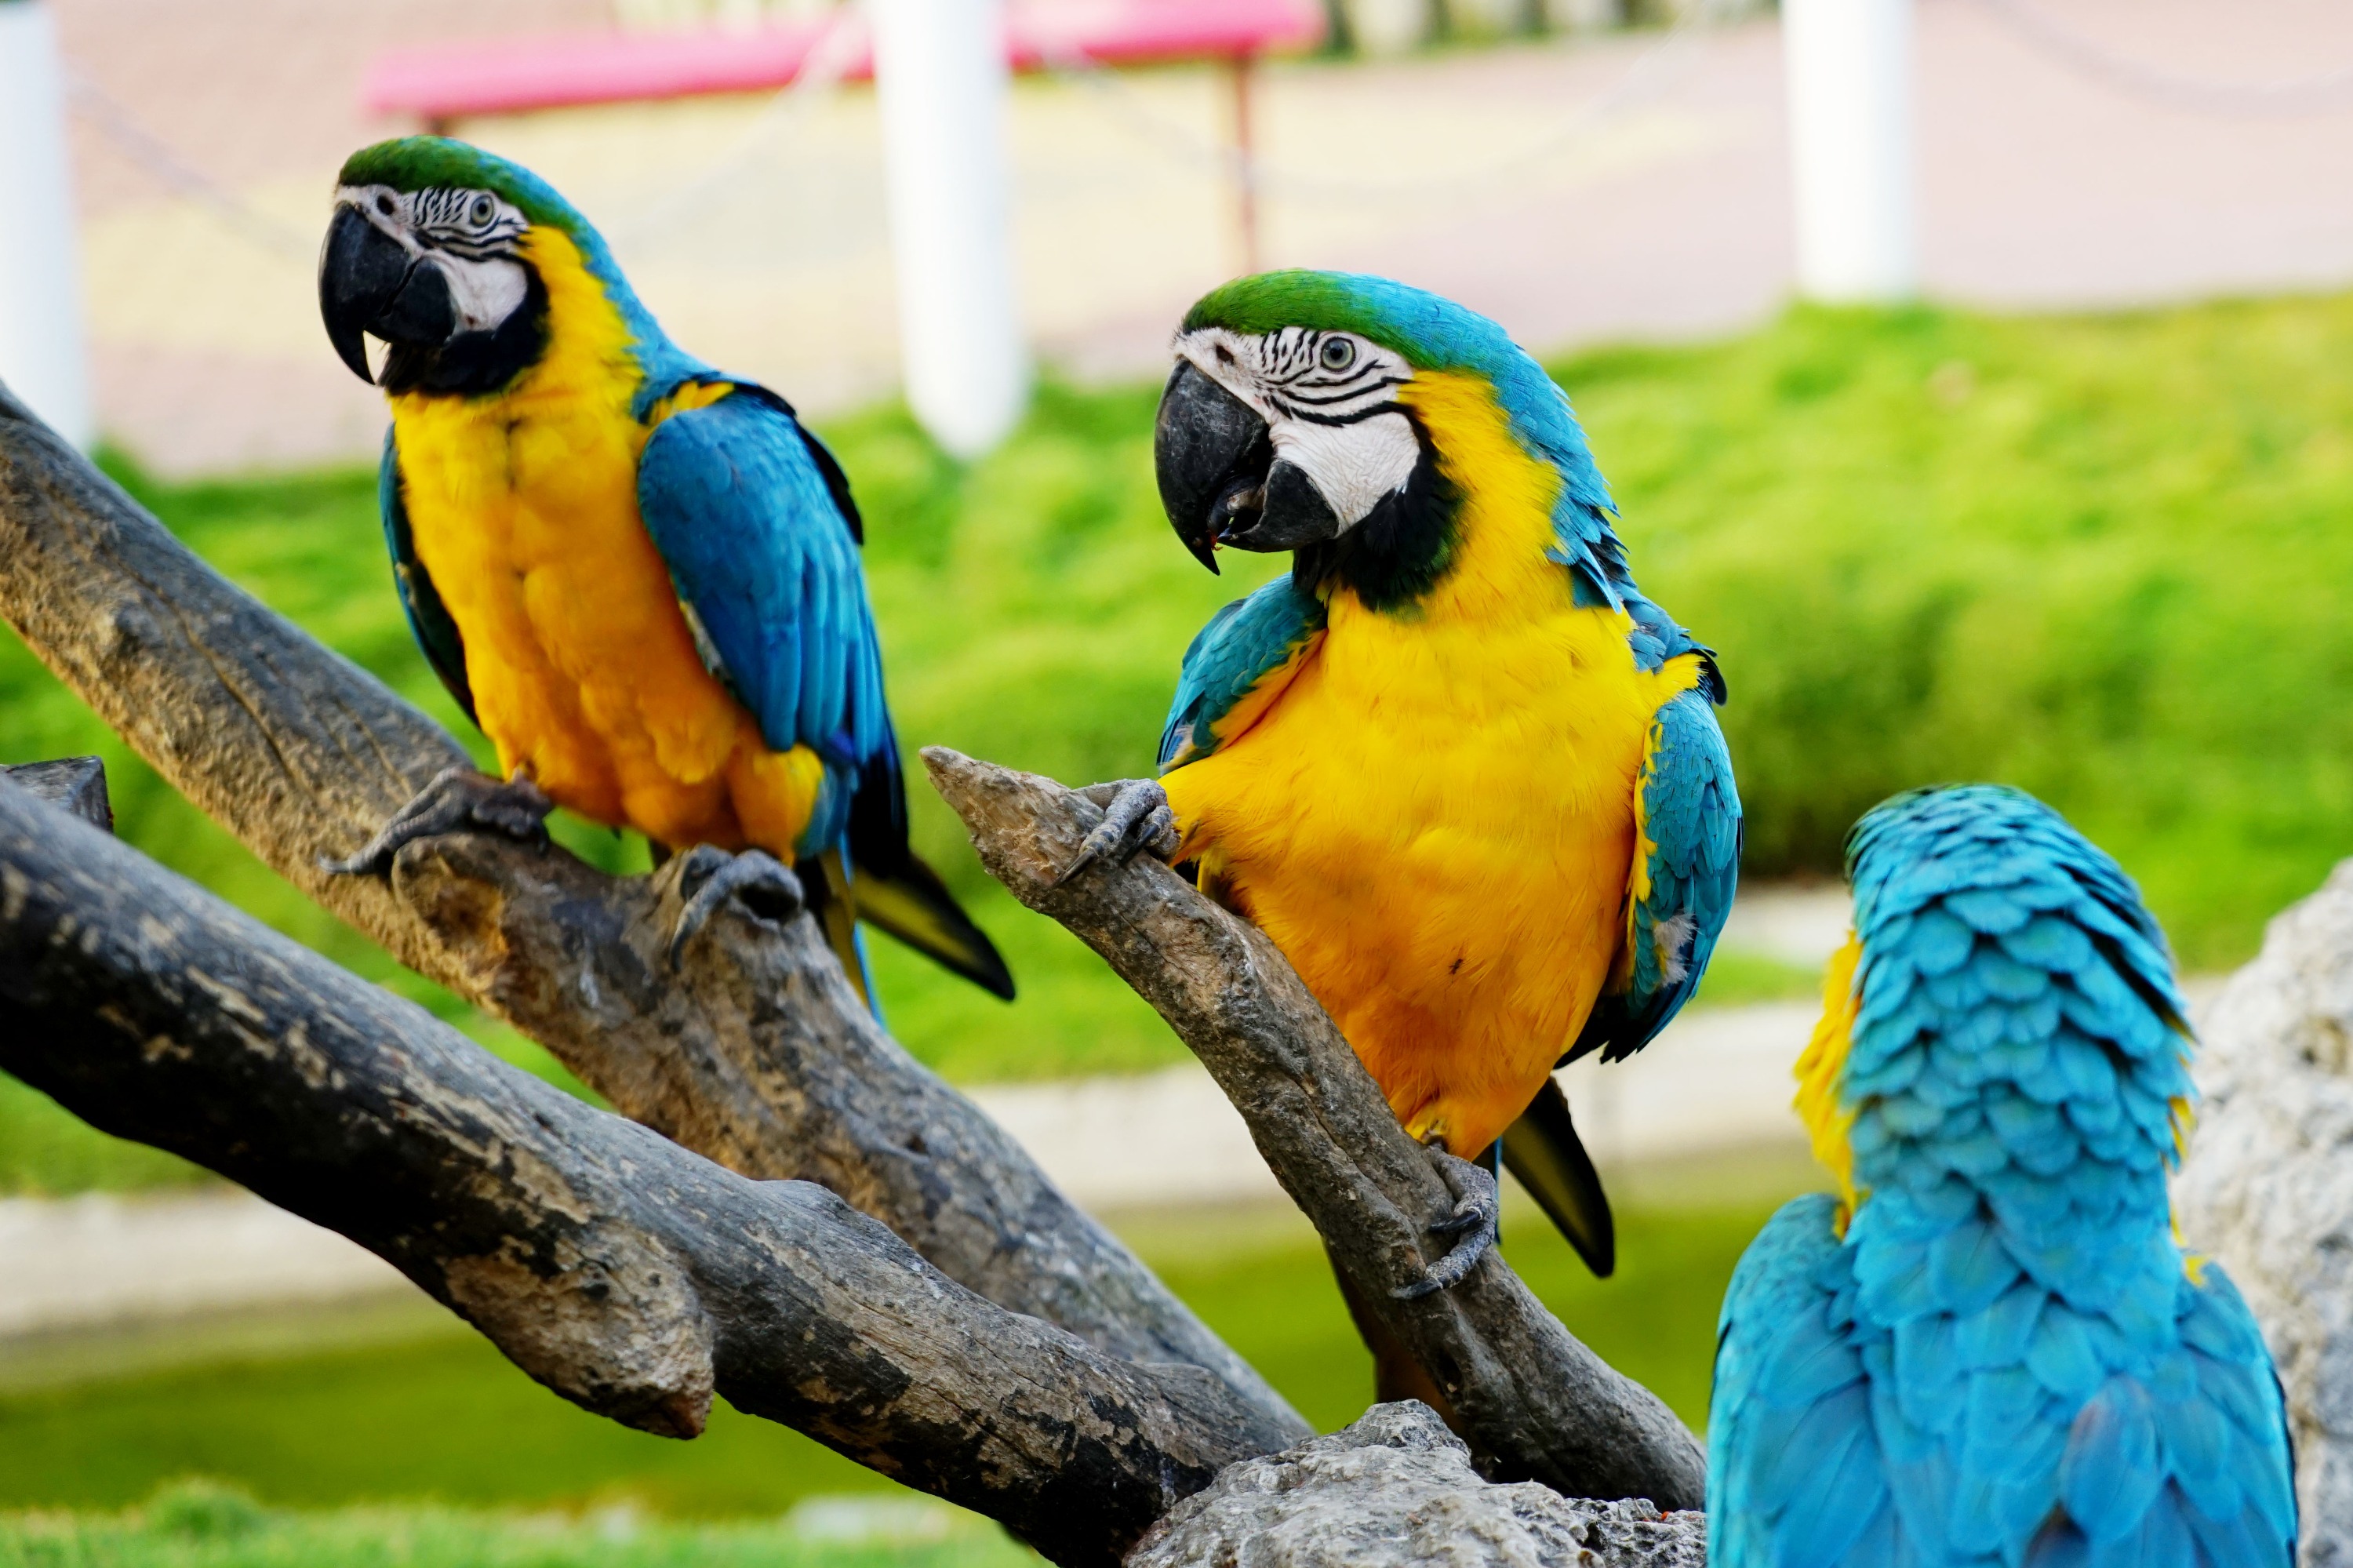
[1155, 359, 1271, 575]
[319, 204, 456, 385]
[1154, 359, 1346, 572]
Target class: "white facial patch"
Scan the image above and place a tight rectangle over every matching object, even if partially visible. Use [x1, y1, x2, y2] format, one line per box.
[1174, 324, 1421, 532]
[333, 182, 533, 334]
[1274, 412, 1421, 529]
[436, 253, 529, 334]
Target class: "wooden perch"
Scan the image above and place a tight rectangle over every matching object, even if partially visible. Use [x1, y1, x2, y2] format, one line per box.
[926, 749, 1711, 1512]
[0, 755, 111, 832]
[0, 382, 1300, 1440]
[0, 777, 1301, 1567]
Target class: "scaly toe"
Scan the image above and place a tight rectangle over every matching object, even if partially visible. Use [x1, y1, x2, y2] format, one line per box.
[321, 766, 552, 877]
[667, 849, 806, 969]
[1056, 780, 1176, 887]
[1392, 1145, 1502, 1299]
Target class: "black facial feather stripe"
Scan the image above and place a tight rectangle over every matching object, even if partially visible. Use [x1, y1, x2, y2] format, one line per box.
[410, 187, 529, 256]
[1278, 402, 1409, 428]
[1280, 374, 1411, 408]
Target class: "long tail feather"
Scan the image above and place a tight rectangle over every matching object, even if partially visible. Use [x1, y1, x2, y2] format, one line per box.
[849, 849, 1016, 1002]
[802, 848, 879, 1018]
[1501, 1077, 1616, 1278]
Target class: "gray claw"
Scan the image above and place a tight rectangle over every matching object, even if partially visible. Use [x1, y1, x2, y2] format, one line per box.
[667, 846, 806, 968]
[1056, 779, 1181, 888]
[1393, 1144, 1501, 1300]
[321, 765, 553, 876]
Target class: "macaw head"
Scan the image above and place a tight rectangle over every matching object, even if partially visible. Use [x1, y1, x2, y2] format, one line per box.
[1154, 270, 1620, 606]
[318, 137, 591, 397]
[1798, 784, 2192, 1228]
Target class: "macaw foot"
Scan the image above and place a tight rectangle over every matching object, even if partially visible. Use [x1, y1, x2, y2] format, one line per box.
[667, 846, 806, 969]
[1393, 1141, 1501, 1300]
[321, 765, 553, 876]
[1056, 779, 1180, 887]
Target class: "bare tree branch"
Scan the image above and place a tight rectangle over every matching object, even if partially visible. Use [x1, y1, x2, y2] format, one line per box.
[924, 748, 1710, 1512]
[0, 382, 1302, 1438]
[0, 777, 1302, 1567]
[0, 755, 111, 831]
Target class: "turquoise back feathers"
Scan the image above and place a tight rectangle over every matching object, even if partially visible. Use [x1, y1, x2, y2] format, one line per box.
[1710, 786, 2294, 1567]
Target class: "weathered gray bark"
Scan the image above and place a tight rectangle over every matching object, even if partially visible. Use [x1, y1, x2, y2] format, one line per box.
[0, 755, 111, 831]
[0, 380, 1297, 1436]
[2175, 860, 2353, 1566]
[1129, 1402, 1709, 1568]
[926, 750, 1710, 1512]
[0, 776, 1300, 1568]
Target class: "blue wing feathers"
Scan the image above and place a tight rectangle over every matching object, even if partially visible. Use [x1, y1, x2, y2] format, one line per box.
[1158, 573, 1326, 772]
[1572, 684, 1741, 1064]
[636, 386, 890, 853]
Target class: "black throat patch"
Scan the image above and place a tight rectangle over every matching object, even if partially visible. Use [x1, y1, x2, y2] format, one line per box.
[380, 265, 551, 398]
[1291, 415, 1462, 614]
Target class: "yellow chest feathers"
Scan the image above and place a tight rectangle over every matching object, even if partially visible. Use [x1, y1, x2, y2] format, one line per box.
[384, 227, 751, 824]
[1230, 369, 1685, 806]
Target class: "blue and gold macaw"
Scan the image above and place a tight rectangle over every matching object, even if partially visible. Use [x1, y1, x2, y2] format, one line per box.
[1070, 271, 1741, 1315]
[1711, 786, 2294, 1566]
[313, 136, 1009, 1003]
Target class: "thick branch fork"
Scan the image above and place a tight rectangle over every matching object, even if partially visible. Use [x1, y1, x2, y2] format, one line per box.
[926, 748, 1710, 1512]
[0, 380, 1297, 1437]
[0, 779, 1297, 1566]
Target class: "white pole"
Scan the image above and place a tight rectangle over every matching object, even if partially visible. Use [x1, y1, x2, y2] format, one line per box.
[1782, 0, 1917, 303]
[867, 0, 1027, 459]
[0, 0, 91, 449]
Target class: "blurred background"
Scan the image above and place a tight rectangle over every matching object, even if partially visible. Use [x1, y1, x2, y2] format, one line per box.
[5, 0, 2353, 1561]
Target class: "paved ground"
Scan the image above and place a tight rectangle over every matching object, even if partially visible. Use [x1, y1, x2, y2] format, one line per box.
[42, 0, 2353, 473]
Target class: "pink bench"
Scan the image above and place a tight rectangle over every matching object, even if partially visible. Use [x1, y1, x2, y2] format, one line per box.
[362, 0, 1326, 124]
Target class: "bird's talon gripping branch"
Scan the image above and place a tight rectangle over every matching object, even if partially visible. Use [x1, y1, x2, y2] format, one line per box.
[321, 765, 553, 876]
[1394, 1144, 1501, 1300]
[667, 846, 806, 969]
[1055, 780, 1180, 888]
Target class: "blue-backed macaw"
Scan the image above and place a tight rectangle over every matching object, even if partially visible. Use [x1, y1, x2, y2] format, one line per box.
[1067, 271, 1742, 1317]
[312, 136, 1010, 1005]
[1710, 785, 2295, 1567]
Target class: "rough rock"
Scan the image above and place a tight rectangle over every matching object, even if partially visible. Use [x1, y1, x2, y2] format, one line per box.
[1125, 1402, 1707, 1567]
[2174, 860, 2353, 1566]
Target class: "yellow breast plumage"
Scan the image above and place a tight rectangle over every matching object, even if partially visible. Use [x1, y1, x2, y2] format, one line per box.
[385, 226, 824, 854]
[1162, 370, 1701, 1155]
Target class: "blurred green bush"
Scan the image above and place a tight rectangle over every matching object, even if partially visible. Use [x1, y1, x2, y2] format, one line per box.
[1587, 300, 2353, 968]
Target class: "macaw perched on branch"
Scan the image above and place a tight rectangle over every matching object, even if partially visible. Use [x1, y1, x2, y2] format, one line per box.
[1711, 786, 2294, 1567]
[1069, 271, 1740, 1330]
[312, 136, 1009, 1006]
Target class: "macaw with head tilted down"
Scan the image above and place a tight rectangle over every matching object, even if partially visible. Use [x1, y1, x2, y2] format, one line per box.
[311, 136, 1010, 1006]
[1710, 785, 2294, 1567]
[1068, 271, 1741, 1365]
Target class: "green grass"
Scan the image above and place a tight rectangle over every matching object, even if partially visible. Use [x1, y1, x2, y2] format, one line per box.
[0, 1480, 1029, 1568]
[0, 1173, 1802, 1519]
[8, 291, 2353, 1188]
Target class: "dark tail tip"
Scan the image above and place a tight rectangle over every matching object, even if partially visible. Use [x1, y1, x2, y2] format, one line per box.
[1501, 1077, 1617, 1279]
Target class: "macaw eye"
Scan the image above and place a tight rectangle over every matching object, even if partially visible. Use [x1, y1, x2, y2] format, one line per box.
[1319, 337, 1356, 372]
[468, 194, 496, 227]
